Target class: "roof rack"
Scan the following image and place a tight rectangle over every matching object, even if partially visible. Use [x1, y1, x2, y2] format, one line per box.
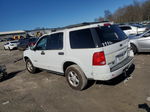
[51, 21, 110, 32]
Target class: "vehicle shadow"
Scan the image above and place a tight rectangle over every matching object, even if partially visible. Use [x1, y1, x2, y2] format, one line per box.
[85, 64, 135, 89]
[137, 52, 150, 55]
[138, 103, 150, 112]
[0, 70, 25, 82]
[96, 64, 135, 86]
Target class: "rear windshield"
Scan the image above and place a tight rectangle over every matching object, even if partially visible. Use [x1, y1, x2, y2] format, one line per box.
[95, 25, 127, 46]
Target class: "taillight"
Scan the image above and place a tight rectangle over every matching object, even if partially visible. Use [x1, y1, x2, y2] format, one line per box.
[93, 51, 106, 66]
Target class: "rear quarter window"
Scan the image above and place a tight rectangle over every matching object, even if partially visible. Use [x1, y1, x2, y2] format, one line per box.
[69, 29, 95, 49]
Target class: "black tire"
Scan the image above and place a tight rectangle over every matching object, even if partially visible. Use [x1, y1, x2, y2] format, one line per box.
[8, 47, 11, 51]
[26, 59, 38, 74]
[131, 44, 137, 54]
[65, 65, 88, 91]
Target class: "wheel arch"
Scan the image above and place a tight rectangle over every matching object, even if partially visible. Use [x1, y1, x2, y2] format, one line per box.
[24, 56, 29, 62]
[130, 42, 139, 52]
[63, 61, 77, 73]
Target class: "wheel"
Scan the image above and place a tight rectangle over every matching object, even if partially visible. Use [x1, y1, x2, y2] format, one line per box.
[8, 47, 11, 51]
[26, 59, 38, 74]
[65, 65, 88, 90]
[131, 44, 137, 54]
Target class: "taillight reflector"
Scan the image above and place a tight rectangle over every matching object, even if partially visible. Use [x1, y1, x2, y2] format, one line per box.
[93, 51, 106, 66]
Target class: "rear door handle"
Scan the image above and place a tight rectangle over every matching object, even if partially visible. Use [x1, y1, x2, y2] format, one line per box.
[41, 51, 45, 55]
[58, 52, 64, 55]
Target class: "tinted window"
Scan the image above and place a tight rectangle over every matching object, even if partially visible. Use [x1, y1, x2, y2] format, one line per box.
[70, 29, 95, 49]
[36, 36, 47, 50]
[95, 25, 127, 46]
[47, 33, 63, 50]
[120, 26, 131, 30]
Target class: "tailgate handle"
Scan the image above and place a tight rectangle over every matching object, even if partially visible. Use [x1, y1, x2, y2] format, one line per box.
[41, 51, 45, 55]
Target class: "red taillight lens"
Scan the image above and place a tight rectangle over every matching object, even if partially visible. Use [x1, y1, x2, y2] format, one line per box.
[93, 51, 106, 66]
[104, 23, 111, 26]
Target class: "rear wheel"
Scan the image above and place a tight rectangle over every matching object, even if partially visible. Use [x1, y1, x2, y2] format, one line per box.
[65, 65, 88, 91]
[131, 44, 137, 54]
[26, 59, 38, 74]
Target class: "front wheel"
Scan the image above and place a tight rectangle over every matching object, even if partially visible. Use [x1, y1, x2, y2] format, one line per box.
[65, 65, 88, 91]
[26, 59, 38, 74]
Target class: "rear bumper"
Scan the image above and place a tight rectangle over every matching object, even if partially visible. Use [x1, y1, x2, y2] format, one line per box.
[92, 56, 134, 80]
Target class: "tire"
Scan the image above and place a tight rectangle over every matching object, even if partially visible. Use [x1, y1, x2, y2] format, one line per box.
[131, 44, 137, 54]
[65, 65, 88, 91]
[26, 59, 38, 74]
[8, 47, 11, 51]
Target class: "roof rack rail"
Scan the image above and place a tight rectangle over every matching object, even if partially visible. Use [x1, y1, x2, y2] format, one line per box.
[51, 21, 110, 32]
[64, 21, 110, 29]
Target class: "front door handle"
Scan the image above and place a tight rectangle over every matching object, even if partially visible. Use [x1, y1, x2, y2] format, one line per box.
[41, 51, 45, 55]
[58, 52, 64, 55]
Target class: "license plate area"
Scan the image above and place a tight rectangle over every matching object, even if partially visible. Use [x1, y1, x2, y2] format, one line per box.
[116, 51, 127, 62]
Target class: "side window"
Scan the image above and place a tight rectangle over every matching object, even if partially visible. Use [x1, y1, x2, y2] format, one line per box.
[70, 29, 95, 49]
[47, 33, 63, 50]
[36, 36, 48, 50]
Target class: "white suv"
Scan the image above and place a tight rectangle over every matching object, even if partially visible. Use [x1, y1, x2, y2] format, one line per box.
[24, 22, 134, 90]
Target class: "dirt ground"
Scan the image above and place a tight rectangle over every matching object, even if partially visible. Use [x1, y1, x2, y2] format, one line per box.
[0, 42, 150, 112]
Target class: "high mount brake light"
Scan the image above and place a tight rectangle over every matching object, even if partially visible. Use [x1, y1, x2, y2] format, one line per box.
[104, 23, 111, 26]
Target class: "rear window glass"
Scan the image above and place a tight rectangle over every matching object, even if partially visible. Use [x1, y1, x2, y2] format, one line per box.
[95, 25, 127, 46]
[70, 29, 95, 49]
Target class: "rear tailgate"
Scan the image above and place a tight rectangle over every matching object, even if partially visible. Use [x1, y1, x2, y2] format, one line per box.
[103, 39, 129, 68]
[94, 24, 130, 69]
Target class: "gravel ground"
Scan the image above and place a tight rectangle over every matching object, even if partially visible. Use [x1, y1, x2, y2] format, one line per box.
[0, 42, 150, 112]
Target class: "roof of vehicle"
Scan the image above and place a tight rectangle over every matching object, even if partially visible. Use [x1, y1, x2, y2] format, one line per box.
[51, 21, 112, 32]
